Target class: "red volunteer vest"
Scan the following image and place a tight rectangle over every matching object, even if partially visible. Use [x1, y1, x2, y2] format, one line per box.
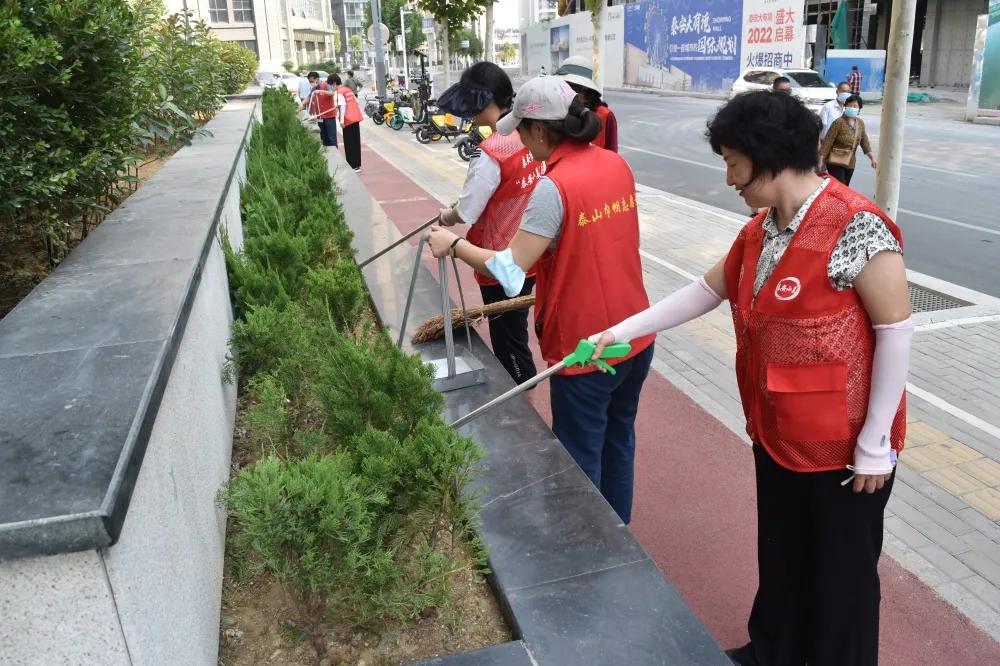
[593, 105, 611, 151]
[723, 179, 907, 472]
[309, 82, 337, 119]
[535, 142, 654, 375]
[467, 133, 542, 287]
[337, 85, 363, 126]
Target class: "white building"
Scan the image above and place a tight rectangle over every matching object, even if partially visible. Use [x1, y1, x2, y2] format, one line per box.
[163, 0, 339, 70]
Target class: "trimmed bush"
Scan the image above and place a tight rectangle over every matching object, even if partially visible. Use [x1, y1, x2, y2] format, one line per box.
[216, 40, 258, 95]
[223, 89, 483, 647]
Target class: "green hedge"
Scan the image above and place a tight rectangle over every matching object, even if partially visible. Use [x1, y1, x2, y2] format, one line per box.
[223, 89, 482, 642]
[0, 0, 257, 257]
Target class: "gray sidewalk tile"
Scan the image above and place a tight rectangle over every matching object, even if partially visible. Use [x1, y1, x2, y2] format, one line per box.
[917, 544, 976, 579]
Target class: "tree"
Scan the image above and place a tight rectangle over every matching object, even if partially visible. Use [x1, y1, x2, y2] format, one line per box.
[415, 0, 492, 85]
[586, 0, 604, 87]
[449, 27, 482, 62]
[500, 42, 516, 65]
[363, 0, 425, 53]
[348, 34, 364, 53]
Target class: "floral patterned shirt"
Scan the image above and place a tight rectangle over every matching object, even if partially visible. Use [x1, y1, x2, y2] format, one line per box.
[753, 179, 902, 296]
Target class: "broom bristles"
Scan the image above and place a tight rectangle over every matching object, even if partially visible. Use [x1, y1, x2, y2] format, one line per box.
[411, 295, 535, 344]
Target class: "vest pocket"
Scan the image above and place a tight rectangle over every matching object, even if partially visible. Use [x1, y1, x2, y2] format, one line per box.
[766, 362, 850, 441]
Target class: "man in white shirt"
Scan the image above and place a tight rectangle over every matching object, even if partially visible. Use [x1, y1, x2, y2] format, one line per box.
[298, 71, 318, 104]
[819, 82, 853, 140]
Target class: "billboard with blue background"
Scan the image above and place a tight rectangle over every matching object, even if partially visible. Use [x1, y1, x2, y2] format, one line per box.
[824, 49, 887, 99]
[624, 0, 743, 92]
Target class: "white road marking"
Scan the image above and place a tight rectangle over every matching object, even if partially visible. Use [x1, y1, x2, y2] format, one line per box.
[639, 249, 699, 281]
[620, 144, 725, 172]
[915, 314, 1000, 331]
[902, 162, 980, 178]
[906, 382, 1000, 441]
[898, 208, 1000, 237]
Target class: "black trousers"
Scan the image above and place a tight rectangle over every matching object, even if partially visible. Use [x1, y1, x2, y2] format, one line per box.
[343, 122, 361, 169]
[318, 118, 338, 147]
[827, 164, 855, 186]
[739, 444, 893, 666]
[479, 278, 537, 385]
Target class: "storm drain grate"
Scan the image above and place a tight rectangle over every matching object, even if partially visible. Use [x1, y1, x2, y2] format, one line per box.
[908, 283, 971, 313]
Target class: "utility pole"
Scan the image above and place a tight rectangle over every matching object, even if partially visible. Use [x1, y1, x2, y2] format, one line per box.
[370, 0, 388, 98]
[874, 0, 919, 220]
[401, 7, 411, 89]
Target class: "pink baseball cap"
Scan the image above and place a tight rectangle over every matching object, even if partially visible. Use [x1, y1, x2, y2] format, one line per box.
[496, 76, 577, 135]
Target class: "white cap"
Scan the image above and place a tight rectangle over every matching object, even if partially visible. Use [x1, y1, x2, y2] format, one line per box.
[554, 55, 602, 95]
[496, 76, 576, 135]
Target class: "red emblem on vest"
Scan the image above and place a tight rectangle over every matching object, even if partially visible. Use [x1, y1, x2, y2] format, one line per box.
[774, 277, 801, 301]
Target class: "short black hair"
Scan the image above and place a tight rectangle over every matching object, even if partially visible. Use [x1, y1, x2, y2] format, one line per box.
[307, 71, 320, 80]
[462, 61, 514, 110]
[772, 76, 791, 89]
[706, 91, 820, 183]
[845, 94, 863, 108]
[328, 73, 342, 86]
[347, 70, 355, 76]
[852, 65, 859, 70]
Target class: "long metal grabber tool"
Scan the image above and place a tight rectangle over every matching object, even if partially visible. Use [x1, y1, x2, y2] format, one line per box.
[359, 215, 439, 268]
[450, 339, 633, 429]
[396, 232, 428, 348]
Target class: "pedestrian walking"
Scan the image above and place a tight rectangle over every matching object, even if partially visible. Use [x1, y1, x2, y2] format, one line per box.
[331, 73, 364, 171]
[819, 82, 853, 140]
[590, 90, 912, 666]
[306, 74, 342, 148]
[297, 71, 318, 105]
[344, 69, 361, 94]
[428, 76, 655, 523]
[555, 55, 618, 152]
[434, 62, 541, 385]
[821, 95, 877, 187]
[771, 76, 792, 93]
[848, 65, 863, 96]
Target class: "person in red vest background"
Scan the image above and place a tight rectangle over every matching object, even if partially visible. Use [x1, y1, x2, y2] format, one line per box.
[428, 76, 654, 523]
[330, 73, 363, 172]
[555, 56, 617, 152]
[302, 73, 340, 149]
[434, 62, 541, 385]
[590, 91, 913, 666]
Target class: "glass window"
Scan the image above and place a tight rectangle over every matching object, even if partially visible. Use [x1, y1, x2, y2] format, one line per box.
[787, 71, 834, 88]
[209, 0, 229, 23]
[232, 0, 253, 22]
[238, 40, 258, 56]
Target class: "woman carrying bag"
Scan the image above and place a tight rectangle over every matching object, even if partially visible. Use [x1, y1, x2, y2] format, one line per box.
[820, 95, 876, 187]
[427, 76, 655, 524]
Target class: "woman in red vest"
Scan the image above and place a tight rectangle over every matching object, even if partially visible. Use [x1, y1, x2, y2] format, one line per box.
[305, 74, 340, 148]
[555, 56, 617, 152]
[330, 73, 364, 171]
[591, 91, 913, 665]
[428, 76, 655, 523]
[434, 62, 541, 385]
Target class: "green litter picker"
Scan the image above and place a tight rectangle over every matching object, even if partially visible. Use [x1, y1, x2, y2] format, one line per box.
[449, 339, 632, 428]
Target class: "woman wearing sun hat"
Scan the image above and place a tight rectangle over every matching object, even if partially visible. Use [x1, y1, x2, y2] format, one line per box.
[432, 62, 544, 386]
[554, 55, 618, 152]
[427, 75, 654, 523]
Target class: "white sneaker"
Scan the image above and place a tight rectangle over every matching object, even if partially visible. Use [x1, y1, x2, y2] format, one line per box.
[353, 166, 362, 173]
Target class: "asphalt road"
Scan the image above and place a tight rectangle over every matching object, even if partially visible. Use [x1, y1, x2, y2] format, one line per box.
[606, 91, 1000, 297]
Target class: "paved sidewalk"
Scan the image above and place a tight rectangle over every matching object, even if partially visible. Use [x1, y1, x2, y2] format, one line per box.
[355, 122, 1000, 651]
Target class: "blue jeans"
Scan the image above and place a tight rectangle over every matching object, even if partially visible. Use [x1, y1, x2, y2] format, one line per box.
[549, 344, 654, 523]
[319, 118, 338, 147]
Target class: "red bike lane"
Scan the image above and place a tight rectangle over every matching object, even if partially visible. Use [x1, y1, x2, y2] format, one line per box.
[355, 142, 1000, 665]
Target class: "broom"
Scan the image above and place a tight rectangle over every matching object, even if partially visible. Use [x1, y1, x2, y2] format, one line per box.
[411, 295, 536, 344]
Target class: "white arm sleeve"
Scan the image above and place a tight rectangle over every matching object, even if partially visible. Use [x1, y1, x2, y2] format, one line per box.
[853, 318, 914, 475]
[455, 153, 501, 224]
[598, 278, 723, 343]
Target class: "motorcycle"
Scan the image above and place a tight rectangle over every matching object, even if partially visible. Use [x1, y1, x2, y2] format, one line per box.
[414, 105, 471, 144]
[455, 124, 492, 161]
